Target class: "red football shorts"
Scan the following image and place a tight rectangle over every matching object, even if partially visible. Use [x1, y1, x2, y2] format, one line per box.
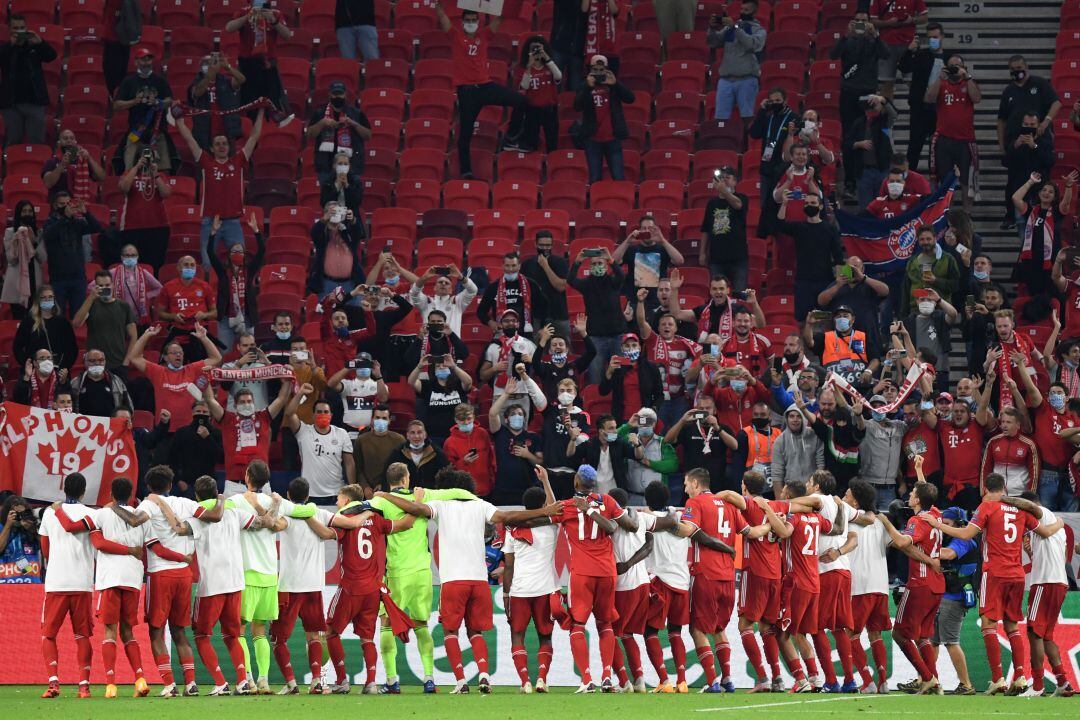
[273, 591, 327, 642]
[690, 576, 735, 634]
[895, 586, 941, 638]
[615, 585, 650, 635]
[192, 591, 242, 637]
[647, 577, 690, 630]
[145, 568, 193, 628]
[42, 591, 93, 638]
[817, 570, 854, 630]
[979, 575, 1024, 622]
[508, 593, 555, 635]
[1026, 583, 1067, 640]
[97, 586, 141, 627]
[568, 574, 618, 625]
[439, 580, 494, 632]
[328, 588, 381, 639]
[780, 587, 819, 635]
[851, 593, 892, 633]
[738, 572, 781, 624]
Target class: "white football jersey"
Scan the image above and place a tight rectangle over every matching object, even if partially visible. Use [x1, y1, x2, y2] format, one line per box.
[278, 500, 335, 593]
[849, 518, 891, 596]
[645, 509, 690, 591]
[816, 494, 858, 572]
[228, 493, 280, 576]
[1029, 508, 1068, 586]
[613, 509, 650, 591]
[505, 524, 558, 597]
[427, 499, 498, 583]
[137, 495, 199, 574]
[190, 504, 256, 597]
[93, 506, 151, 590]
[39, 504, 96, 592]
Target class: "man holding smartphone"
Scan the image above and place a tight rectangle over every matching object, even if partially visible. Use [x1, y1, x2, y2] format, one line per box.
[0, 15, 57, 145]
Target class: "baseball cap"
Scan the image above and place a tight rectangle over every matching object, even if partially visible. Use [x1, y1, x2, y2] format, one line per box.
[621, 332, 640, 345]
[328, 81, 347, 94]
[355, 351, 374, 368]
[637, 407, 657, 425]
[936, 391, 954, 403]
[869, 394, 887, 406]
[590, 54, 608, 66]
[134, 47, 154, 59]
[941, 507, 967, 523]
[499, 308, 520, 320]
[833, 304, 854, 315]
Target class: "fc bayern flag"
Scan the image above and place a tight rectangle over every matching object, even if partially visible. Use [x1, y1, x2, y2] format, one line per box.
[0, 402, 137, 504]
[835, 174, 958, 275]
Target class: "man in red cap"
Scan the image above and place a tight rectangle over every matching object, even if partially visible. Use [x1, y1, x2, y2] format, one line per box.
[599, 333, 663, 423]
[114, 46, 175, 171]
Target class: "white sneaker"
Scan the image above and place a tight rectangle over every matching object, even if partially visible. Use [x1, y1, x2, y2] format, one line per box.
[520, 681, 533, 694]
[1007, 677, 1029, 696]
[330, 681, 351, 695]
[184, 682, 199, 697]
[159, 683, 177, 698]
[808, 674, 823, 691]
[256, 678, 272, 695]
[1019, 687, 1044, 697]
[277, 681, 299, 695]
[208, 683, 231, 696]
[792, 679, 813, 693]
[634, 677, 647, 693]
[575, 682, 597, 694]
[860, 681, 877, 694]
[450, 681, 469, 694]
[535, 678, 549, 693]
[234, 680, 255, 695]
[619, 680, 634, 693]
[985, 678, 1008, 695]
[361, 682, 379, 695]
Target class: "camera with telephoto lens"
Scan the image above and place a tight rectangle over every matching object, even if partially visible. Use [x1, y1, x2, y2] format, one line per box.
[886, 499, 914, 531]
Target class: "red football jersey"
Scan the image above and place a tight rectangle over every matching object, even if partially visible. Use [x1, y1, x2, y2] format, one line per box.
[1065, 279, 1080, 339]
[783, 512, 832, 591]
[119, 175, 168, 231]
[741, 498, 787, 580]
[903, 509, 944, 593]
[160, 278, 213, 331]
[1033, 405, 1078, 468]
[935, 81, 976, 141]
[970, 500, 1039, 580]
[199, 151, 247, 219]
[553, 494, 623, 577]
[336, 513, 393, 594]
[522, 65, 558, 107]
[866, 193, 921, 219]
[451, 27, 491, 86]
[937, 420, 983, 488]
[683, 492, 748, 581]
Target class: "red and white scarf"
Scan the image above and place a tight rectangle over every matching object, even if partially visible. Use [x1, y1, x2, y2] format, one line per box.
[249, 8, 275, 57]
[1021, 205, 1055, 270]
[62, 151, 91, 205]
[997, 332, 1034, 408]
[229, 262, 247, 317]
[698, 301, 733, 343]
[320, 102, 352, 156]
[825, 362, 928, 414]
[1059, 361, 1080, 399]
[496, 276, 531, 327]
[204, 364, 295, 382]
[583, 0, 615, 56]
[722, 331, 764, 364]
[494, 335, 518, 390]
[112, 265, 150, 324]
[29, 371, 57, 409]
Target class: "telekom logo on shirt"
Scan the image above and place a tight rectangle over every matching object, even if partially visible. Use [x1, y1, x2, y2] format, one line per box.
[211, 164, 236, 181]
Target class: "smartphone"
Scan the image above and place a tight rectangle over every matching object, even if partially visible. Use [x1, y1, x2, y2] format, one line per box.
[692, 410, 708, 420]
[291, 350, 309, 361]
[423, 355, 437, 364]
[852, 20, 867, 33]
[837, 265, 854, 280]
[582, 248, 603, 257]
[810, 309, 832, 321]
[735, 290, 750, 300]
[434, 266, 451, 276]
[965, 294, 976, 311]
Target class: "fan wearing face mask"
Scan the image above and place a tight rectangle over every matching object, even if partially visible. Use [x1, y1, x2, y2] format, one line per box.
[207, 383, 292, 497]
[284, 385, 356, 505]
[328, 352, 389, 432]
[901, 288, 958, 391]
[114, 47, 176, 172]
[307, 81, 371, 184]
[69, 347, 135, 417]
[187, 52, 245, 150]
[867, 169, 922, 219]
[13, 348, 64, 409]
[600, 333, 664, 424]
[807, 305, 877, 388]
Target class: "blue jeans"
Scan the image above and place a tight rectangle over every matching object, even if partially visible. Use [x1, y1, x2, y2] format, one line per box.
[710, 260, 748, 294]
[1038, 468, 1080, 512]
[336, 25, 379, 61]
[658, 395, 689, 432]
[857, 168, 887, 211]
[551, 49, 584, 91]
[589, 335, 623, 385]
[714, 77, 759, 120]
[51, 278, 86, 320]
[874, 484, 898, 511]
[200, 216, 244, 269]
[585, 139, 625, 183]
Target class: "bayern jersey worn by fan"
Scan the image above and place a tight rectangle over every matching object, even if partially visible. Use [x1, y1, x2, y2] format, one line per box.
[682, 493, 746, 580]
[505, 524, 559, 597]
[903, 509, 944, 593]
[645, 509, 691, 590]
[93, 506, 153, 590]
[784, 512, 832, 592]
[613, 509, 650, 591]
[970, 500, 1039, 579]
[189, 503, 257, 597]
[553, 494, 624, 577]
[335, 505, 394, 594]
[278, 500, 336, 593]
[137, 495, 200, 573]
[39, 504, 96, 592]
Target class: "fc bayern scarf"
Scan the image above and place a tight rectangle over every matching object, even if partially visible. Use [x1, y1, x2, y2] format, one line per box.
[203, 364, 295, 382]
[825, 362, 928, 414]
[496, 276, 531, 328]
[1021, 205, 1055, 270]
[29, 371, 58, 409]
[320, 102, 353, 157]
[996, 332, 1034, 408]
[112, 264, 150, 324]
[698, 301, 733, 343]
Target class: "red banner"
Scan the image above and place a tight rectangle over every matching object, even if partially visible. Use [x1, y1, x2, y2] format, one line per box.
[0, 402, 138, 504]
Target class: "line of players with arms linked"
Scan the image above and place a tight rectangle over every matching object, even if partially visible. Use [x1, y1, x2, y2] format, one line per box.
[33, 447, 1075, 698]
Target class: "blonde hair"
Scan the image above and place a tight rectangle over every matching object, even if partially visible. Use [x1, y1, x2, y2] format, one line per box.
[30, 284, 55, 333]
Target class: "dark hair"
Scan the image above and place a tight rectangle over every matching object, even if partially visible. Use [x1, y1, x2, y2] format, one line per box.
[503, 251, 520, 261]
[597, 413, 617, 430]
[435, 466, 476, 493]
[913, 482, 938, 508]
[890, 152, 907, 167]
[63, 473, 87, 500]
[372, 403, 391, 415]
[246, 459, 270, 489]
[9, 13, 25, 23]
[111, 477, 134, 504]
[518, 34, 553, 67]
[94, 269, 111, 282]
[288, 477, 310, 503]
[916, 347, 938, 366]
[609, 487, 629, 507]
[535, 229, 553, 240]
[810, 469, 836, 495]
[768, 86, 787, 100]
[786, 480, 807, 498]
[522, 486, 547, 510]
[274, 311, 293, 323]
[146, 465, 174, 494]
[1008, 54, 1026, 64]
[314, 400, 332, 414]
[710, 273, 730, 285]
[1019, 490, 1039, 503]
[194, 475, 217, 501]
[428, 309, 447, 321]
[644, 480, 670, 511]
[685, 467, 711, 488]
[742, 471, 766, 496]
[926, 21, 943, 33]
[849, 480, 876, 511]
[11, 200, 37, 230]
[916, 224, 936, 239]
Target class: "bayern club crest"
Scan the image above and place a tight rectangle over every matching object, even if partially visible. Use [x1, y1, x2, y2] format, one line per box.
[886, 219, 921, 261]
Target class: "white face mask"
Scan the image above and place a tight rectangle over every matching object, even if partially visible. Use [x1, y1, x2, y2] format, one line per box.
[887, 182, 905, 197]
[236, 403, 255, 417]
[335, 164, 350, 175]
[918, 301, 936, 316]
[87, 364, 105, 378]
[463, 21, 479, 33]
[802, 120, 817, 132]
[38, 360, 54, 375]
[558, 392, 576, 406]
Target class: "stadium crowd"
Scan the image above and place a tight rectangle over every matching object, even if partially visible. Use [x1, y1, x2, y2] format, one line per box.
[0, 0, 1079, 704]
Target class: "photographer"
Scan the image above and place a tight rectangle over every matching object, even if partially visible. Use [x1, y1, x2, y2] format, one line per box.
[408, 267, 477, 336]
[749, 88, 796, 233]
[188, 52, 247, 151]
[224, 1, 293, 122]
[574, 55, 635, 182]
[899, 23, 948, 172]
[1, 201, 46, 318]
[1003, 112, 1054, 230]
[41, 129, 107, 200]
[489, 387, 545, 505]
[0, 14, 58, 145]
[782, 109, 838, 194]
[830, 11, 888, 200]
[409, 353, 473, 445]
[116, 146, 172, 273]
[932, 506, 979, 695]
[167, 400, 224, 497]
[699, 167, 749, 285]
[925, 54, 981, 211]
[708, 1, 767, 128]
[869, 0, 928, 102]
[43, 193, 105, 316]
[73, 270, 138, 374]
[599, 333, 663, 424]
[613, 214, 684, 302]
[0, 495, 42, 584]
[114, 47, 175, 172]
[309, 201, 363, 298]
[327, 352, 389, 433]
[844, 93, 898, 209]
[513, 37, 561, 153]
[320, 151, 365, 219]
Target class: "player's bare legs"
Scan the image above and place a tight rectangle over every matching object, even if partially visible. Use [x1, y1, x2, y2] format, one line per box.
[943, 641, 972, 690]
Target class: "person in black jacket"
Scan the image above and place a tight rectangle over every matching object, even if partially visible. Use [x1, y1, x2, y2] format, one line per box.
[568, 247, 625, 382]
[748, 88, 796, 238]
[306, 82, 371, 183]
[383, 420, 450, 489]
[209, 211, 265, 349]
[830, 12, 889, 198]
[42, 193, 105, 318]
[599, 333, 664, 423]
[844, 94, 898, 209]
[550, 0, 586, 91]
[574, 55, 635, 183]
[898, 23, 947, 172]
[12, 285, 79, 372]
[1003, 112, 1055, 229]
[0, 16, 58, 145]
[533, 315, 596, 399]
[308, 203, 364, 297]
[569, 414, 642, 495]
[401, 309, 470, 372]
[320, 151, 364, 218]
[166, 402, 224, 496]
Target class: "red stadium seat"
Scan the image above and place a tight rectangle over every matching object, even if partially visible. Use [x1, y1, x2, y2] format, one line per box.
[409, 89, 456, 120]
[395, 1, 439, 35]
[589, 181, 635, 215]
[650, 121, 696, 153]
[814, 30, 843, 58]
[616, 31, 662, 66]
[697, 119, 745, 152]
[523, 209, 570, 246]
[205, 0, 247, 26]
[10, 0, 55, 26]
[491, 180, 538, 214]
[417, 236, 465, 267]
[364, 59, 410, 89]
[468, 237, 516, 270]
[418, 29, 454, 60]
[66, 54, 106, 88]
[360, 87, 406, 119]
[821, 0, 858, 31]
[654, 91, 702, 124]
[629, 2, 659, 32]
[420, 208, 469, 241]
[665, 32, 710, 63]
[541, 181, 587, 213]
[361, 179, 393, 212]
[404, 118, 451, 151]
[314, 57, 361, 95]
[62, 84, 110, 118]
[572, 209, 621, 242]
[473, 209, 520, 243]
[299, 0, 336, 32]
[443, 179, 490, 212]
[377, 28, 414, 62]
[413, 58, 455, 91]
[497, 151, 542, 183]
[660, 61, 708, 94]
[692, 150, 740, 180]
[637, 180, 684, 213]
[394, 180, 441, 213]
[808, 59, 842, 94]
[772, 1, 819, 32]
[643, 149, 691, 182]
[370, 208, 419, 242]
[399, 148, 446, 181]
[156, 0, 202, 27]
[60, 0, 105, 26]
[546, 150, 589, 185]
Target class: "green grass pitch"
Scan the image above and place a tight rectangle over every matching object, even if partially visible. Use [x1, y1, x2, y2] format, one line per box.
[3, 685, 1078, 719]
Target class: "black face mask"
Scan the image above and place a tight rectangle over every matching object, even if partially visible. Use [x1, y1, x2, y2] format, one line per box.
[770, 102, 785, 113]
[751, 418, 771, 431]
[740, 12, 755, 21]
[537, 248, 551, 256]
[503, 327, 518, 338]
[1010, 69, 1026, 81]
[1020, 127, 1037, 136]
[804, 205, 821, 217]
[783, 352, 801, 364]
[428, 324, 444, 336]
[330, 96, 345, 109]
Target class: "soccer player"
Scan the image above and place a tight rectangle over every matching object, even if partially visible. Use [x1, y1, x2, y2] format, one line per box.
[92, 477, 192, 698]
[878, 471, 944, 695]
[643, 480, 692, 694]
[677, 467, 746, 693]
[930, 476, 1060, 694]
[272, 477, 336, 695]
[502, 467, 561, 694]
[368, 462, 478, 694]
[375, 469, 559, 694]
[305, 484, 417, 695]
[1005, 493, 1072, 696]
[154, 475, 282, 695]
[737, 471, 787, 693]
[38, 473, 103, 698]
[109, 465, 216, 696]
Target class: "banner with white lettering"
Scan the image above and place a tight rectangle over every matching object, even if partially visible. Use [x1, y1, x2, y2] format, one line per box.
[457, 0, 504, 15]
[0, 402, 137, 504]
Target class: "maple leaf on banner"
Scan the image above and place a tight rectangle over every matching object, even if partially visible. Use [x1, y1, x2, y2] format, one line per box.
[34, 426, 98, 480]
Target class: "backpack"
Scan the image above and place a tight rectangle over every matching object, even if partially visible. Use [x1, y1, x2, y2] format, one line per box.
[115, 0, 143, 47]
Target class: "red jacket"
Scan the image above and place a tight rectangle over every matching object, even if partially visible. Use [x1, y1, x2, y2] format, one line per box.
[979, 432, 1040, 493]
[320, 294, 376, 376]
[443, 425, 497, 497]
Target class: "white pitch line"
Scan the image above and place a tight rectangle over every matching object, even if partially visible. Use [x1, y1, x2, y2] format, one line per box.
[695, 694, 901, 712]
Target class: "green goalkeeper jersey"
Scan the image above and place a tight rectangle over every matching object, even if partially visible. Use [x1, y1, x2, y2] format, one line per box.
[369, 487, 476, 577]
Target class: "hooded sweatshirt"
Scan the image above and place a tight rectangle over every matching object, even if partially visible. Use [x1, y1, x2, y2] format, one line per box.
[770, 419, 825, 487]
[442, 424, 497, 497]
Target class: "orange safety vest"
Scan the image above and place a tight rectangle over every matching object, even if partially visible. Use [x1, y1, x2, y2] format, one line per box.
[743, 425, 781, 468]
[820, 330, 868, 367]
